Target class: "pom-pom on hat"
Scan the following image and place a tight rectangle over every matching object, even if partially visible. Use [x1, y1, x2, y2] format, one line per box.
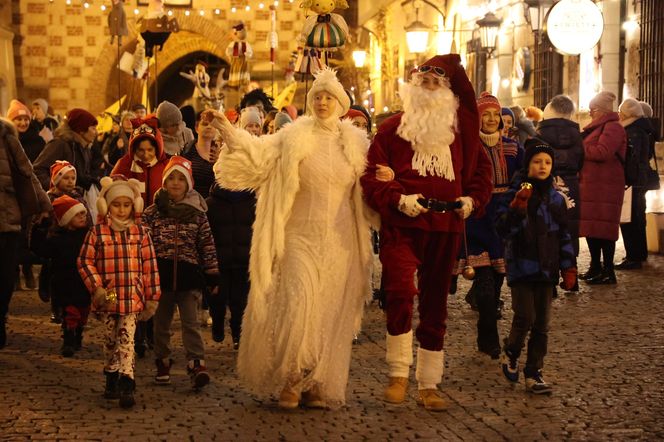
[306, 67, 351, 116]
[52, 195, 86, 227]
[7, 99, 31, 121]
[589, 91, 617, 113]
[162, 156, 194, 191]
[66, 108, 97, 133]
[477, 92, 503, 129]
[50, 160, 76, 188]
[97, 175, 144, 217]
[523, 138, 555, 169]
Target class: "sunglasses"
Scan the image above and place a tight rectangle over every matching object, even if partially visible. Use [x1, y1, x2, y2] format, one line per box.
[417, 65, 446, 77]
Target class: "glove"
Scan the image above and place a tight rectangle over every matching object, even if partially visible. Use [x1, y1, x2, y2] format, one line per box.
[398, 194, 426, 217]
[510, 182, 533, 213]
[138, 300, 159, 321]
[205, 272, 220, 296]
[560, 267, 578, 290]
[455, 196, 474, 219]
[375, 164, 395, 182]
[93, 286, 108, 309]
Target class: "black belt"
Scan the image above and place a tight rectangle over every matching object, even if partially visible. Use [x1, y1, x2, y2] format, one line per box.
[417, 198, 461, 213]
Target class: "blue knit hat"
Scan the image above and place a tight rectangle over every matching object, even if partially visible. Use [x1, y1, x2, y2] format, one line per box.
[501, 107, 515, 120]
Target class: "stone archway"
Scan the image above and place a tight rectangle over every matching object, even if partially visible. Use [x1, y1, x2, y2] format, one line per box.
[86, 13, 233, 115]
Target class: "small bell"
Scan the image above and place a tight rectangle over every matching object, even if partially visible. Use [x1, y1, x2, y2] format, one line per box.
[521, 182, 533, 190]
[462, 265, 475, 280]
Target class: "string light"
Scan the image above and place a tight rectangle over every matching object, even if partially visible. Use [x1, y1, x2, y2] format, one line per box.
[259, 2, 264, 8]
[214, 8, 221, 14]
[100, 4, 106, 11]
[133, 8, 139, 14]
[245, 5, 251, 11]
[231, 6, 237, 12]
[65, 0, 71, 4]
[184, 9, 190, 16]
[199, 9, 205, 15]
[167, 9, 173, 16]
[83, 2, 89, 8]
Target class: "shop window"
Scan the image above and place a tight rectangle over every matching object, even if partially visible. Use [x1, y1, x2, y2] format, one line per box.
[532, 34, 563, 109]
[639, 0, 664, 140]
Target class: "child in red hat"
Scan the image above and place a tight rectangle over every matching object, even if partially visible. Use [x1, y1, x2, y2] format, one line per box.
[142, 156, 219, 389]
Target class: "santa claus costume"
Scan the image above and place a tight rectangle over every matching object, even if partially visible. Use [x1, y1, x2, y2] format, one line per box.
[212, 67, 374, 409]
[360, 54, 493, 410]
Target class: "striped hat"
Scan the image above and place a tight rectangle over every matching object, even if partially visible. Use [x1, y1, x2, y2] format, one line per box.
[50, 160, 77, 188]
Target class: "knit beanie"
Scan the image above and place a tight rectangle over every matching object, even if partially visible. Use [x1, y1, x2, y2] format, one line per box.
[239, 106, 263, 129]
[50, 160, 77, 188]
[32, 98, 49, 115]
[156, 100, 183, 128]
[52, 195, 86, 227]
[589, 91, 617, 113]
[66, 108, 97, 133]
[97, 175, 144, 217]
[523, 138, 555, 170]
[477, 92, 503, 130]
[162, 156, 194, 191]
[542, 95, 575, 120]
[306, 67, 351, 116]
[501, 107, 515, 121]
[274, 111, 293, 131]
[7, 99, 31, 121]
[619, 98, 645, 119]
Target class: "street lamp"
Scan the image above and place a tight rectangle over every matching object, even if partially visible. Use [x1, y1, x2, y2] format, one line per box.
[405, 6, 430, 54]
[352, 49, 367, 68]
[524, 0, 554, 36]
[476, 11, 502, 56]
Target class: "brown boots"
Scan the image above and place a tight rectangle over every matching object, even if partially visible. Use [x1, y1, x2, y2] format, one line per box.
[384, 376, 409, 403]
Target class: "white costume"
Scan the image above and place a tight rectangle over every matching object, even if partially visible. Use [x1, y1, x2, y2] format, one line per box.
[214, 111, 374, 407]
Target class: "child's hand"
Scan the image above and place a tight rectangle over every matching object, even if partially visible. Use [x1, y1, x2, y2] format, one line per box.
[559, 267, 578, 290]
[93, 286, 107, 308]
[138, 300, 158, 321]
[510, 182, 533, 213]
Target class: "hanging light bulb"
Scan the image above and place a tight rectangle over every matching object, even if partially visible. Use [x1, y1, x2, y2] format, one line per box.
[274, 1, 279, 6]
[83, 2, 89, 8]
[184, 9, 190, 16]
[65, 0, 71, 5]
[199, 9, 205, 15]
[259, 2, 264, 8]
[167, 9, 173, 16]
[245, 5, 251, 11]
[100, 4, 106, 10]
[231, 6, 237, 12]
[214, 8, 221, 14]
[133, 8, 139, 15]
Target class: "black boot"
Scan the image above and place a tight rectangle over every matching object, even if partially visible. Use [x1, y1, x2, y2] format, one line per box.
[134, 322, 147, 358]
[587, 266, 617, 285]
[493, 270, 505, 320]
[23, 265, 36, 290]
[475, 268, 500, 359]
[579, 263, 602, 280]
[449, 275, 458, 295]
[118, 375, 136, 408]
[37, 263, 51, 303]
[103, 371, 119, 399]
[61, 328, 76, 357]
[75, 326, 83, 351]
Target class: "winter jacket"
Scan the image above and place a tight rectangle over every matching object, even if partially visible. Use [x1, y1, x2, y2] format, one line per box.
[183, 145, 216, 199]
[18, 121, 46, 163]
[579, 113, 627, 241]
[206, 184, 256, 269]
[44, 227, 91, 307]
[141, 189, 219, 292]
[33, 124, 102, 191]
[103, 131, 130, 170]
[0, 118, 52, 233]
[361, 113, 494, 232]
[111, 135, 169, 207]
[537, 118, 584, 243]
[624, 117, 655, 189]
[78, 221, 161, 314]
[495, 171, 576, 286]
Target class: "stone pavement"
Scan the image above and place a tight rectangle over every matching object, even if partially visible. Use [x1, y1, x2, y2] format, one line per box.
[1, 243, 664, 441]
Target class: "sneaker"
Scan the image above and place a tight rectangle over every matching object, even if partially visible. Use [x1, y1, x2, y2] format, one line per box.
[155, 358, 173, 385]
[500, 351, 519, 383]
[188, 359, 210, 389]
[524, 369, 552, 394]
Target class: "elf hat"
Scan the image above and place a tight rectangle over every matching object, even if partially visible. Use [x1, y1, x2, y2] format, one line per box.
[97, 175, 144, 217]
[50, 160, 77, 188]
[162, 155, 194, 191]
[52, 195, 86, 227]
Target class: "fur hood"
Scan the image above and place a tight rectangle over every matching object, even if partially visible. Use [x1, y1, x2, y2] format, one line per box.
[53, 122, 88, 147]
[0, 118, 18, 138]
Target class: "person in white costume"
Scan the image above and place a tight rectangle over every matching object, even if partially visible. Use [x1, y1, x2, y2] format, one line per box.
[209, 67, 375, 409]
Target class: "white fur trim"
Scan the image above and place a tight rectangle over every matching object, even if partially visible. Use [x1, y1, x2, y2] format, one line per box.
[58, 202, 85, 227]
[386, 331, 414, 377]
[306, 67, 351, 116]
[163, 164, 193, 191]
[542, 102, 572, 121]
[52, 165, 76, 187]
[415, 347, 444, 390]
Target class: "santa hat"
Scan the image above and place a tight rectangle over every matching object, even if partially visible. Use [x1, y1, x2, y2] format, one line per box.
[306, 67, 351, 116]
[589, 91, 617, 113]
[239, 106, 263, 129]
[66, 108, 97, 133]
[52, 195, 86, 227]
[476, 92, 503, 130]
[7, 99, 31, 121]
[162, 156, 194, 191]
[343, 108, 367, 121]
[50, 160, 77, 188]
[97, 175, 144, 217]
[129, 115, 164, 157]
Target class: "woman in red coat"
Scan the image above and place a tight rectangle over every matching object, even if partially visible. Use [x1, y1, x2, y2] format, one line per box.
[111, 116, 169, 208]
[579, 92, 627, 285]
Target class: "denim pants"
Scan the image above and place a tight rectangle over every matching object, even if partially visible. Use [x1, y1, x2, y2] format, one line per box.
[153, 289, 205, 361]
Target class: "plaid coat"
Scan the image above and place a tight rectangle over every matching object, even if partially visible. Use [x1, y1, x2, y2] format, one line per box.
[78, 221, 161, 314]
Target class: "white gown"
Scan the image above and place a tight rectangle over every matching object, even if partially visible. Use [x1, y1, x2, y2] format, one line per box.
[237, 128, 365, 408]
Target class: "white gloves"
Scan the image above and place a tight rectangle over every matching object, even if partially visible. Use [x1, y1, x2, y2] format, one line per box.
[138, 300, 159, 321]
[455, 196, 474, 219]
[398, 194, 426, 217]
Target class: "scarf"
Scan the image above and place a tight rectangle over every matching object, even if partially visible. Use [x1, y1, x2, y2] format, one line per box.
[109, 216, 135, 232]
[154, 188, 203, 223]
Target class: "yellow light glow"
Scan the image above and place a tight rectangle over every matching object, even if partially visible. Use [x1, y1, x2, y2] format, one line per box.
[352, 50, 367, 68]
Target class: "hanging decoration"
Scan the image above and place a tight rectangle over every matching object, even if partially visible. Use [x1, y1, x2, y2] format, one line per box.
[179, 62, 212, 113]
[138, 0, 180, 58]
[226, 22, 254, 88]
[107, 0, 128, 44]
[294, 0, 350, 76]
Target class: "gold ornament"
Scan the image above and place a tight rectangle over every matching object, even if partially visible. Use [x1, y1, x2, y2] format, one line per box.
[105, 288, 118, 304]
[462, 265, 475, 280]
[521, 182, 533, 190]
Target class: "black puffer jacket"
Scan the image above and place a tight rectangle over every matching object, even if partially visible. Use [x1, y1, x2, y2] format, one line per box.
[18, 121, 46, 163]
[44, 227, 91, 307]
[206, 183, 256, 269]
[624, 117, 655, 188]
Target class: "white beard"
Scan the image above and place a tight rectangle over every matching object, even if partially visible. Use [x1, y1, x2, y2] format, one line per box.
[397, 79, 458, 180]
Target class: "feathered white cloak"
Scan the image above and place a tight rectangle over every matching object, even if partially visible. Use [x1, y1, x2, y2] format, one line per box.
[213, 116, 375, 406]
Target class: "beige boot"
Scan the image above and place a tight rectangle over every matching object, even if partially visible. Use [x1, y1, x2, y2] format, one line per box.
[278, 385, 300, 409]
[415, 347, 447, 411]
[301, 384, 326, 408]
[384, 331, 413, 404]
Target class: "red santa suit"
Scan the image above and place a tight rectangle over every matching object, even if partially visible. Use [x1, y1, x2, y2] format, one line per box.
[360, 54, 493, 409]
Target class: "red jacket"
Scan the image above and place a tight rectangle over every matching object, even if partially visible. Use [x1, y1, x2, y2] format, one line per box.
[579, 112, 627, 241]
[111, 147, 169, 207]
[361, 113, 493, 232]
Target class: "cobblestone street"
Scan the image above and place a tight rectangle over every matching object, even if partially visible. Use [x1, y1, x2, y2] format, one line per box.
[1, 243, 663, 441]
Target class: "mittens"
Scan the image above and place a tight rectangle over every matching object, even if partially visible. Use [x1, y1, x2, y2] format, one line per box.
[559, 267, 578, 290]
[510, 182, 533, 213]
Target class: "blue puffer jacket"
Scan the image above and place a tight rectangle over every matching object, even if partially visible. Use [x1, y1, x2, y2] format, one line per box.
[495, 170, 576, 286]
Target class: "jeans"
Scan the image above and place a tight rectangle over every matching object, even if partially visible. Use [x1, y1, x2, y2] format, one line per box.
[153, 289, 205, 361]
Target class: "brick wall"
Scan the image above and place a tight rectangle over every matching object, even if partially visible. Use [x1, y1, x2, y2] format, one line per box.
[14, 0, 306, 116]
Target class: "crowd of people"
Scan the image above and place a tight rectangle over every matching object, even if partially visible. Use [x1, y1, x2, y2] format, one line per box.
[0, 55, 660, 411]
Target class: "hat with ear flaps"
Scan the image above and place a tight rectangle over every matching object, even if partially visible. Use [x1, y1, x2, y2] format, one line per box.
[96, 175, 144, 217]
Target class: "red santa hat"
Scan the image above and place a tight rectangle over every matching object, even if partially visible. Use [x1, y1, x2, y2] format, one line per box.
[162, 155, 194, 191]
[52, 195, 86, 227]
[50, 160, 77, 188]
[128, 115, 164, 158]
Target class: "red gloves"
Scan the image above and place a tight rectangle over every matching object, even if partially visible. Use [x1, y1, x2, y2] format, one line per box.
[510, 182, 533, 213]
[560, 267, 578, 290]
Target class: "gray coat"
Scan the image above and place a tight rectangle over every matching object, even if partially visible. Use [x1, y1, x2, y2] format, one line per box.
[0, 118, 51, 233]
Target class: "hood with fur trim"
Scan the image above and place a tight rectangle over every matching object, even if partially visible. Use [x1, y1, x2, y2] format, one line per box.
[0, 117, 18, 139]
